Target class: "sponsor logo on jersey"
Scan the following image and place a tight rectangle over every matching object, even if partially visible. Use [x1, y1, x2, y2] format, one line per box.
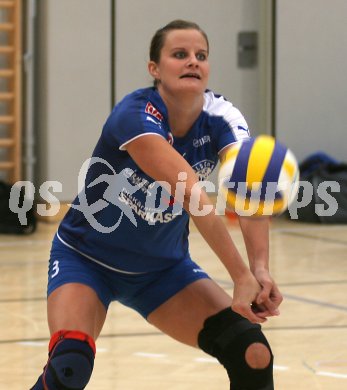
[145, 102, 163, 122]
[193, 135, 211, 148]
[119, 191, 181, 225]
[192, 159, 215, 180]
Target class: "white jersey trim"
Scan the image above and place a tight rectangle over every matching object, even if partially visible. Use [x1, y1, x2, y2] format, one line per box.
[56, 230, 147, 275]
[218, 141, 239, 155]
[119, 132, 165, 151]
[203, 91, 250, 146]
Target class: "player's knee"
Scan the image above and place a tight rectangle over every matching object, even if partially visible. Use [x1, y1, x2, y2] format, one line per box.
[48, 348, 93, 389]
[245, 342, 272, 369]
[198, 308, 274, 390]
[43, 330, 96, 390]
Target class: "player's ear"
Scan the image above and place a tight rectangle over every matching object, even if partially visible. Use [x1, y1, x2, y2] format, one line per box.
[148, 61, 160, 80]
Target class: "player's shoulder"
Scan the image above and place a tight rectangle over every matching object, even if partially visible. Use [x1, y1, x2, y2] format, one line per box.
[203, 90, 246, 125]
[203, 90, 235, 116]
[115, 87, 154, 112]
[112, 87, 167, 122]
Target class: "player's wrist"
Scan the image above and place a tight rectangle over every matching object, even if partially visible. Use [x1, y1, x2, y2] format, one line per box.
[229, 264, 254, 284]
[249, 257, 269, 274]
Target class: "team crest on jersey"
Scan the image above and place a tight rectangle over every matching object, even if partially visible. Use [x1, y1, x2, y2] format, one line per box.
[145, 102, 163, 122]
[192, 160, 215, 180]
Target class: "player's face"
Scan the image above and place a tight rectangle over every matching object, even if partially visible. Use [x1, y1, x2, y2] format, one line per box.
[149, 29, 210, 97]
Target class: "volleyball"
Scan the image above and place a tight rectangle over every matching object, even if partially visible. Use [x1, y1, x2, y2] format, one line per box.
[218, 135, 299, 216]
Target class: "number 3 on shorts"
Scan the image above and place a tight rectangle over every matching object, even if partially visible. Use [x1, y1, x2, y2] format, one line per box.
[51, 260, 60, 278]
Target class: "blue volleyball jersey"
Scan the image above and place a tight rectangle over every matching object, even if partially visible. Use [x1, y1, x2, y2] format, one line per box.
[58, 87, 250, 274]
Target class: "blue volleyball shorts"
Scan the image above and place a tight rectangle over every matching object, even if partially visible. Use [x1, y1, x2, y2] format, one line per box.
[47, 237, 210, 318]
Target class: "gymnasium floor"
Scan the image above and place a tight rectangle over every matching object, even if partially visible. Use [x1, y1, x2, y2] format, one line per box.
[1, 216, 346, 389]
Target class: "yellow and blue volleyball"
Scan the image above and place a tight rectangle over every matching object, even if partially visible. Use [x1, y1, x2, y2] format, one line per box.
[218, 135, 299, 216]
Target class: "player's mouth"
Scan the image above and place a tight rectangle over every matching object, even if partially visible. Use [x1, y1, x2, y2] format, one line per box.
[179, 73, 201, 80]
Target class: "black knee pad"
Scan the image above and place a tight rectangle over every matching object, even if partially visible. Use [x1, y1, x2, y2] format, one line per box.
[198, 308, 274, 390]
[47, 341, 94, 389]
[40, 330, 95, 390]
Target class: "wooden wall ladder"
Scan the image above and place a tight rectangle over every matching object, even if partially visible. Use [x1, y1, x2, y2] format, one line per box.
[0, 0, 21, 184]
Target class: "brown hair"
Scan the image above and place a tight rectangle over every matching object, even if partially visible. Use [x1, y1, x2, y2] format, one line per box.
[149, 20, 209, 86]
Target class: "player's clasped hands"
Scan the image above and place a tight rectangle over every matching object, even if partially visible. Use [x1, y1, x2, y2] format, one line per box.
[231, 269, 283, 324]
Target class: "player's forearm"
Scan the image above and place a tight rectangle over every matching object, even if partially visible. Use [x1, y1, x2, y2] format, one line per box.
[238, 216, 270, 273]
[190, 206, 249, 281]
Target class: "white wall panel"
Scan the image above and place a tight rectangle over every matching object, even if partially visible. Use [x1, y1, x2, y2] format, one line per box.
[276, 0, 347, 161]
[37, 0, 111, 200]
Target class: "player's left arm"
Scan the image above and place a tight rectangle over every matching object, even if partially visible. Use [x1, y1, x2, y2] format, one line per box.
[238, 215, 283, 317]
[218, 146, 283, 317]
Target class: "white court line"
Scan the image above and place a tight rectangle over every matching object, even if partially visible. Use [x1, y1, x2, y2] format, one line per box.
[274, 365, 289, 371]
[195, 357, 218, 364]
[96, 348, 108, 353]
[17, 341, 46, 347]
[317, 371, 347, 379]
[134, 352, 167, 358]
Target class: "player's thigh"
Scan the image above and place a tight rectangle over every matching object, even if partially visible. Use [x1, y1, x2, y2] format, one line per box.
[147, 278, 232, 347]
[47, 283, 107, 340]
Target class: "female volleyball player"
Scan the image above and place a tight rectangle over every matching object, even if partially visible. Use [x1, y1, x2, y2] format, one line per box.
[32, 20, 282, 390]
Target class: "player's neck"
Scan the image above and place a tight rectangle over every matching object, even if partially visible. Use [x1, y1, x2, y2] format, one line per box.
[159, 89, 204, 137]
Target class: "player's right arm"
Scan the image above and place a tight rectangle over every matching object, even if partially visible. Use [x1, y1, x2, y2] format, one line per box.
[125, 134, 267, 323]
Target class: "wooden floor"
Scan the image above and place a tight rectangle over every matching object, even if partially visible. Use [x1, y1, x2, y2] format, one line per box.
[0, 216, 346, 389]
